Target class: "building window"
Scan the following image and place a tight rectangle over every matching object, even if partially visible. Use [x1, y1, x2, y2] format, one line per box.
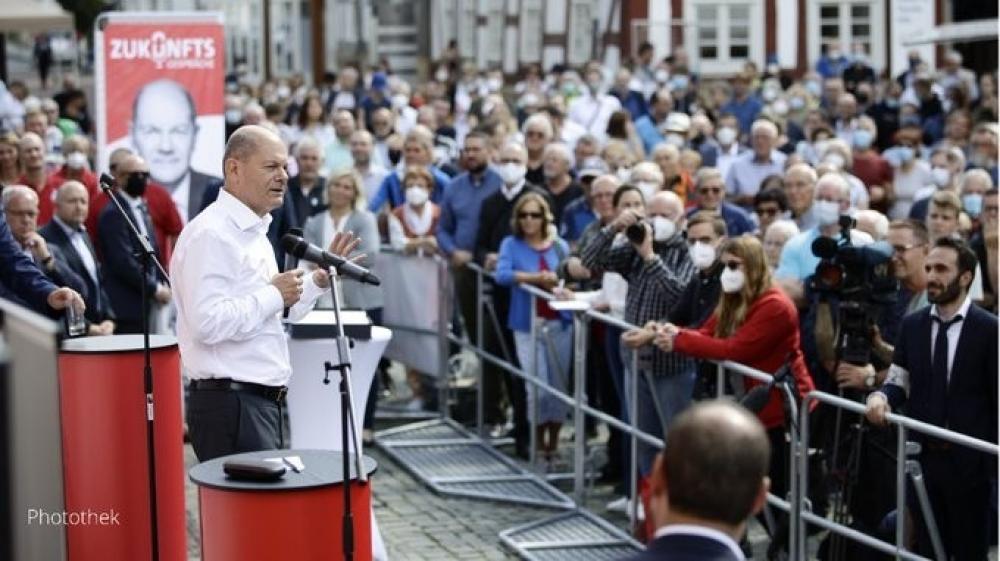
[686, 0, 763, 75]
[808, 0, 885, 72]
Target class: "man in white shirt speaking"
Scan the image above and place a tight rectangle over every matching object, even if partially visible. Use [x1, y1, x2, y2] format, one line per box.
[172, 125, 358, 462]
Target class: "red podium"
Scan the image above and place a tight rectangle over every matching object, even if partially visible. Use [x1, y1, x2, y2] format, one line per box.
[190, 449, 377, 561]
[58, 335, 187, 561]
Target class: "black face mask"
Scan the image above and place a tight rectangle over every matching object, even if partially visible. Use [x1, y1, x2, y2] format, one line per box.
[388, 149, 402, 166]
[855, 92, 869, 105]
[467, 161, 487, 175]
[124, 173, 148, 197]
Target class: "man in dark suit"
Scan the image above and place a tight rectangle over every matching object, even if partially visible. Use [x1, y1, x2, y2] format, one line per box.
[866, 236, 998, 560]
[130, 78, 222, 223]
[97, 155, 171, 334]
[39, 180, 116, 335]
[2, 186, 87, 303]
[625, 401, 770, 561]
[0, 210, 81, 317]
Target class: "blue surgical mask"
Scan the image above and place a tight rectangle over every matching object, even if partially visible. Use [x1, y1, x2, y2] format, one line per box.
[963, 194, 984, 217]
[670, 74, 690, 91]
[852, 129, 874, 150]
[897, 146, 915, 163]
[806, 81, 822, 97]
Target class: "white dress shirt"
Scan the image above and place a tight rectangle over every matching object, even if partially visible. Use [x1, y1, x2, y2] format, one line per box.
[654, 524, 745, 560]
[121, 191, 152, 239]
[171, 188, 328, 386]
[879, 294, 972, 397]
[53, 216, 98, 284]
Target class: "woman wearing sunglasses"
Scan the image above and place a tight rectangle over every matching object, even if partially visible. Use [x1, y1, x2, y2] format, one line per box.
[651, 235, 815, 512]
[496, 192, 573, 467]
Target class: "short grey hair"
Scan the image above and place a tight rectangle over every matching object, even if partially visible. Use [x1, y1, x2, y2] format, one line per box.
[2, 185, 39, 209]
[294, 136, 324, 159]
[960, 168, 994, 192]
[695, 167, 724, 189]
[543, 142, 574, 167]
[750, 119, 778, 138]
[765, 219, 800, 241]
[522, 113, 554, 139]
[631, 161, 664, 184]
[855, 209, 889, 241]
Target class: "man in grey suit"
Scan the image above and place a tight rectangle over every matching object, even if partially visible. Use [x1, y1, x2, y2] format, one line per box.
[131, 78, 221, 223]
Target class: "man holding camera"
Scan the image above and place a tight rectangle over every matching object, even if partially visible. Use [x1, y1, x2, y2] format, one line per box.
[579, 189, 695, 536]
[866, 237, 997, 560]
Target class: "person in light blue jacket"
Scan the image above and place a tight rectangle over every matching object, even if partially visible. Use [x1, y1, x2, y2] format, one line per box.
[495, 192, 572, 465]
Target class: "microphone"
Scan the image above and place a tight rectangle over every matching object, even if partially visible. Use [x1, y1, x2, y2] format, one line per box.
[99, 172, 115, 191]
[282, 228, 303, 272]
[739, 358, 793, 414]
[280, 233, 381, 286]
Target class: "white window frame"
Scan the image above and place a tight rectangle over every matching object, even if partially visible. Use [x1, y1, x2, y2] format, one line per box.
[806, 0, 886, 74]
[684, 0, 765, 76]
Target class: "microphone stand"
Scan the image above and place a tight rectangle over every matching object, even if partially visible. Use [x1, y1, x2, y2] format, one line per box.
[319, 266, 366, 561]
[99, 182, 169, 561]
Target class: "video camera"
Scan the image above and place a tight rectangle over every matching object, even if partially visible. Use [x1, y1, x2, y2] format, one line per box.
[810, 216, 898, 365]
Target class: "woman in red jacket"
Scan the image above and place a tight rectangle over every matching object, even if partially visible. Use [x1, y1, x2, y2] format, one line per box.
[653, 234, 815, 509]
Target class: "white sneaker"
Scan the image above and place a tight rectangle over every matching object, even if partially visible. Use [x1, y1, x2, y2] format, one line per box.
[605, 496, 645, 520]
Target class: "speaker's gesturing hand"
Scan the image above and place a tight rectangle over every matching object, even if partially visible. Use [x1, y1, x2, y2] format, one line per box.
[272, 269, 305, 307]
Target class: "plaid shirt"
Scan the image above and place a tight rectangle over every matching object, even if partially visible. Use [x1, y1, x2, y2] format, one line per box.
[580, 226, 696, 376]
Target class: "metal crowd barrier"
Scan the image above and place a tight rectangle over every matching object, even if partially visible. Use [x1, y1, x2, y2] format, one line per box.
[372, 250, 997, 560]
[796, 390, 1000, 561]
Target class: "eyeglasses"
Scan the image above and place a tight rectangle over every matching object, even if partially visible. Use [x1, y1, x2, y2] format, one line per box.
[525, 130, 546, 138]
[721, 260, 742, 270]
[498, 158, 522, 164]
[518, 212, 544, 220]
[756, 206, 780, 217]
[699, 187, 723, 195]
[128, 171, 150, 180]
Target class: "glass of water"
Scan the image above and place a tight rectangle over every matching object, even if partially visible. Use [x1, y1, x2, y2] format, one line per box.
[66, 302, 86, 337]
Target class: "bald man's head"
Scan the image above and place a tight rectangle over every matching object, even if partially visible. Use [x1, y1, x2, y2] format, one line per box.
[223, 125, 289, 216]
[654, 401, 770, 527]
[131, 79, 199, 188]
[55, 180, 89, 227]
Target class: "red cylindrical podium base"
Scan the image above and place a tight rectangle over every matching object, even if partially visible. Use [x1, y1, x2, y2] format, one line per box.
[58, 335, 187, 561]
[191, 450, 376, 561]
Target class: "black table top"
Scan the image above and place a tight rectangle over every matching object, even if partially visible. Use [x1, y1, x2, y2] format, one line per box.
[61, 334, 178, 353]
[189, 449, 377, 492]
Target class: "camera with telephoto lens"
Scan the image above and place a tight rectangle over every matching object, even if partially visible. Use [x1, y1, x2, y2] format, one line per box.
[625, 220, 649, 244]
[810, 216, 898, 365]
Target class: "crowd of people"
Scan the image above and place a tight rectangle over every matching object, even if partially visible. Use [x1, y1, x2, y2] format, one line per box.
[0, 39, 997, 559]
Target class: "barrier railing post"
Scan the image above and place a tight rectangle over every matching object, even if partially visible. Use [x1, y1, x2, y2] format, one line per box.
[780, 384, 800, 560]
[475, 265, 485, 438]
[438, 257, 450, 418]
[572, 311, 588, 505]
[716, 362, 725, 399]
[896, 424, 907, 558]
[798, 394, 813, 561]
[528, 291, 539, 468]
[628, 350, 639, 529]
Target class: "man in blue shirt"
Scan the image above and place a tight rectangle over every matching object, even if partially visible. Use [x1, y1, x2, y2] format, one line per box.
[635, 87, 673, 154]
[719, 73, 763, 136]
[685, 168, 754, 236]
[367, 125, 451, 212]
[608, 68, 648, 121]
[775, 172, 856, 284]
[560, 157, 607, 245]
[725, 119, 787, 208]
[437, 130, 503, 347]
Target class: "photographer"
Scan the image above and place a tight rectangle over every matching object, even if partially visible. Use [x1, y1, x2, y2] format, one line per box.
[579, 187, 695, 535]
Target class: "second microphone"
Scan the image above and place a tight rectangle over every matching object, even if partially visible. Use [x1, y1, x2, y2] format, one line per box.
[280, 233, 381, 286]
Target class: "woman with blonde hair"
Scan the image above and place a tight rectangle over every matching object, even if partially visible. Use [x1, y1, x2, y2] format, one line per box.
[496, 192, 573, 466]
[651, 235, 814, 513]
[303, 168, 383, 438]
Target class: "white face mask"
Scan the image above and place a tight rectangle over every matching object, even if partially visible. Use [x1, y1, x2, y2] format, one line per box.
[498, 162, 526, 185]
[814, 199, 841, 226]
[616, 167, 632, 183]
[655, 69, 669, 83]
[931, 166, 951, 188]
[391, 94, 409, 110]
[690, 242, 717, 270]
[405, 185, 429, 206]
[823, 153, 846, 170]
[635, 181, 658, 202]
[66, 151, 88, 170]
[652, 216, 676, 242]
[716, 127, 737, 146]
[665, 133, 686, 148]
[720, 267, 745, 293]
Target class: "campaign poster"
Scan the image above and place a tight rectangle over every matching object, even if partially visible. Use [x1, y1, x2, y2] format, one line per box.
[95, 12, 225, 223]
